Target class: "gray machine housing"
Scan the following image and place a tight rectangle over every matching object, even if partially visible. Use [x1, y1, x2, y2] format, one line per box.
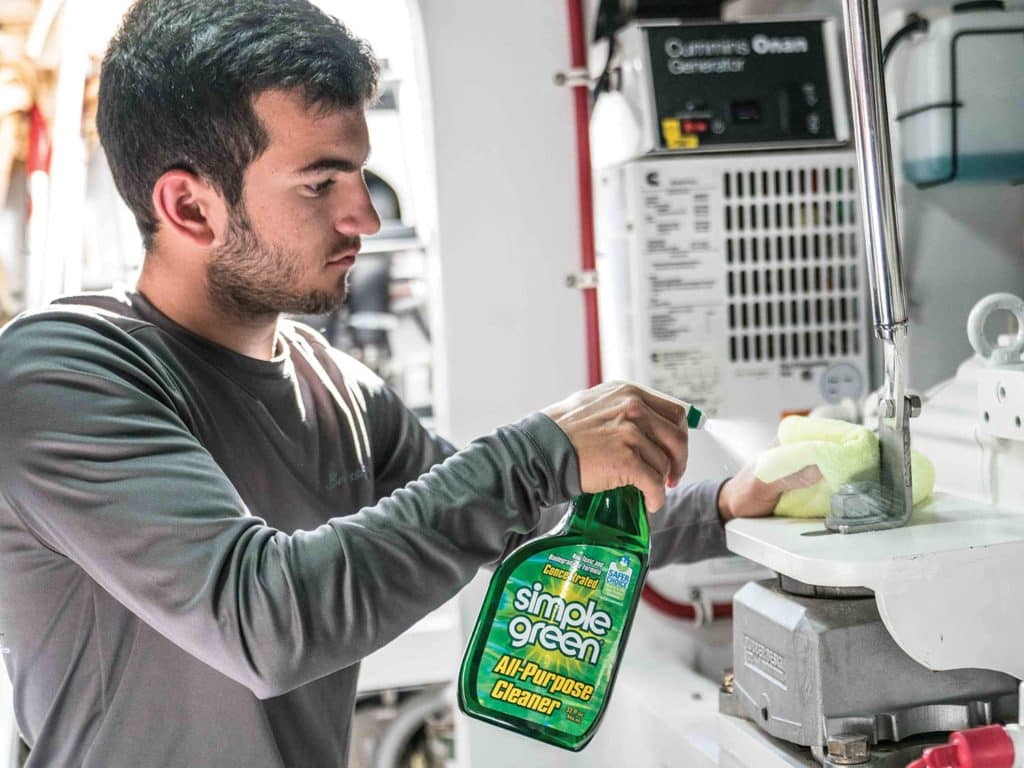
[728, 579, 1017, 751]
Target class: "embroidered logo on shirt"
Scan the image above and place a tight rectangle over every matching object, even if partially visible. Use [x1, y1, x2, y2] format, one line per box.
[327, 466, 368, 490]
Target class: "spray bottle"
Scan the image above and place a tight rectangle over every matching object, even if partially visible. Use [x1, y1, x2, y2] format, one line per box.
[458, 404, 707, 750]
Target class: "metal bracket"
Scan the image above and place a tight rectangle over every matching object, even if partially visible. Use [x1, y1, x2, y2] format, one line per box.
[565, 270, 599, 290]
[827, 336, 919, 534]
[553, 67, 590, 87]
[824, 694, 1016, 748]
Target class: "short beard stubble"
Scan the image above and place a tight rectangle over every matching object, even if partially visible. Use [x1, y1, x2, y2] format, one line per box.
[206, 205, 348, 320]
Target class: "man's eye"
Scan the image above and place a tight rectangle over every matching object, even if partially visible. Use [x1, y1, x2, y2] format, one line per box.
[304, 179, 335, 195]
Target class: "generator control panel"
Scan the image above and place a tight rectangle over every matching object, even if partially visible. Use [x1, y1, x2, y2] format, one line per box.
[616, 19, 850, 155]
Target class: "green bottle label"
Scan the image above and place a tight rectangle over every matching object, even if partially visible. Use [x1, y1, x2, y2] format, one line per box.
[473, 545, 642, 738]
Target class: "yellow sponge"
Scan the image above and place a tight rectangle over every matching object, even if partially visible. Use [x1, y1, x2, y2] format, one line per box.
[910, 449, 935, 507]
[754, 416, 935, 518]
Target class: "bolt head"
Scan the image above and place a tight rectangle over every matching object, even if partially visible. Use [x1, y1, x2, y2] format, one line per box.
[721, 672, 735, 693]
[908, 394, 922, 418]
[826, 734, 870, 765]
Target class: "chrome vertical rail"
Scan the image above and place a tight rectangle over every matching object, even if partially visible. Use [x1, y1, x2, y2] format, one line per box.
[843, 0, 908, 336]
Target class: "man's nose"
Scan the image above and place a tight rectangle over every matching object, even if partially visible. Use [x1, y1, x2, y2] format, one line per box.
[336, 179, 382, 238]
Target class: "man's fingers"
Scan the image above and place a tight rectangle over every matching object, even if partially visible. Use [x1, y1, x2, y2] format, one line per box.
[611, 433, 667, 512]
[621, 383, 689, 427]
[628, 456, 667, 514]
[629, 430, 672, 488]
[773, 464, 822, 491]
[631, 406, 688, 484]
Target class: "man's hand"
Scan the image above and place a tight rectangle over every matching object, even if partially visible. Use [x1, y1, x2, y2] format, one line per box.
[717, 464, 822, 521]
[542, 381, 689, 513]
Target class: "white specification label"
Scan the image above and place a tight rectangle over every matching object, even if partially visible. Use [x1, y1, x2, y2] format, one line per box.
[640, 167, 725, 343]
[637, 164, 727, 414]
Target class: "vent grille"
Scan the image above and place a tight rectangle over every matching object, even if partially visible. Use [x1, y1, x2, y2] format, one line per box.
[723, 165, 862, 364]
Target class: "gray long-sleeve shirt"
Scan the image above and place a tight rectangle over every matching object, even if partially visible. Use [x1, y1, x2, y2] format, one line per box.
[0, 290, 728, 767]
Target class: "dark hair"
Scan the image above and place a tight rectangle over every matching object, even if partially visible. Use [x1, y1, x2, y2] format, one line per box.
[97, 0, 379, 250]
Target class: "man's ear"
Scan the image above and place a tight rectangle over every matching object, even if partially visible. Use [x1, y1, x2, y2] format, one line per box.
[151, 170, 229, 248]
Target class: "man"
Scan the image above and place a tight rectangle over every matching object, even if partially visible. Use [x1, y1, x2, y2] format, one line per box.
[0, 1, 818, 766]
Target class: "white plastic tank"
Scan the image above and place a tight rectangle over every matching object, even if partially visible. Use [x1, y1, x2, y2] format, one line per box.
[894, 2, 1024, 186]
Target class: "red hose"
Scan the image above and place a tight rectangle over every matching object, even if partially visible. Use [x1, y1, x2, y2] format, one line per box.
[642, 583, 733, 623]
[27, 105, 51, 175]
[26, 105, 52, 219]
[566, 0, 602, 388]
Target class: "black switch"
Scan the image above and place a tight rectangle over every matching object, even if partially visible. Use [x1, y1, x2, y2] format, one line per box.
[730, 100, 762, 123]
[802, 82, 819, 107]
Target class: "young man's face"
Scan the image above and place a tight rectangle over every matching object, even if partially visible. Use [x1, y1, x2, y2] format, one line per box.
[206, 88, 381, 318]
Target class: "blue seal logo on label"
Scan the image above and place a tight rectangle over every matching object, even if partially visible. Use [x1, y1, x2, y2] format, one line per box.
[602, 556, 634, 600]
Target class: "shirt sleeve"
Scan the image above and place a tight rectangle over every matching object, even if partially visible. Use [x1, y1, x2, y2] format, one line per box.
[0, 313, 581, 699]
[646, 478, 730, 566]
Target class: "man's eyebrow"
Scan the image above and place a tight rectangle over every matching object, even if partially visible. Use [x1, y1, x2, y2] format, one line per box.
[294, 151, 371, 175]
